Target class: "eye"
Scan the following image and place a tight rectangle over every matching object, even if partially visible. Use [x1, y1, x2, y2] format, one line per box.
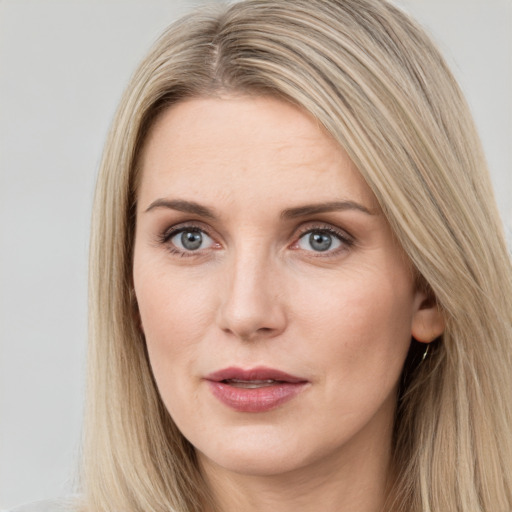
[298, 230, 341, 252]
[294, 227, 353, 254]
[169, 228, 215, 252]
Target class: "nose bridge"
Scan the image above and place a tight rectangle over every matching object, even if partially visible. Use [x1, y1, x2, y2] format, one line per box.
[217, 239, 286, 340]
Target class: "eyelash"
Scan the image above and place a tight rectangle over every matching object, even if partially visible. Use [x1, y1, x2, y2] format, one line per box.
[157, 222, 355, 258]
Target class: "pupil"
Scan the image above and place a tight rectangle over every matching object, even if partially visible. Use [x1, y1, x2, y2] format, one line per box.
[310, 232, 332, 251]
[181, 231, 202, 250]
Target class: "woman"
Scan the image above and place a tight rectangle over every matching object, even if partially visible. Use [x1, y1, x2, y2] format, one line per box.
[79, 0, 512, 511]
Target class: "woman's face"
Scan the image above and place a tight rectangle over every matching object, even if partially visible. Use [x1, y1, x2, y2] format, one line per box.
[133, 95, 439, 478]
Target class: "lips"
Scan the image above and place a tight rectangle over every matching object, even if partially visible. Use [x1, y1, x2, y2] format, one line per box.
[204, 367, 308, 412]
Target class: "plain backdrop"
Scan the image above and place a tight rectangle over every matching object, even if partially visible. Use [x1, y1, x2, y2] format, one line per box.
[0, 0, 510, 507]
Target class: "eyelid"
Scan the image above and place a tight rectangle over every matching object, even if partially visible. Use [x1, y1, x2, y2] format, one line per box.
[295, 221, 354, 240]
[160, 221, 214, 243]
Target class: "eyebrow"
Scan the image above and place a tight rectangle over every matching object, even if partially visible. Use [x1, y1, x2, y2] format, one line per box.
[144, 198, 376, 219]
[280, 201, 376, 219]
[144, 199, 216, 218]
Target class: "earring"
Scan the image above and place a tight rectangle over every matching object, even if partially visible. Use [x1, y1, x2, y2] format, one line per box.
[421, 344, 430, 362]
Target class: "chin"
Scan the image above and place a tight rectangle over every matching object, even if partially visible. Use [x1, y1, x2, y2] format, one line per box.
[195, 425, 312, 477]
[201, 448, 307, 478]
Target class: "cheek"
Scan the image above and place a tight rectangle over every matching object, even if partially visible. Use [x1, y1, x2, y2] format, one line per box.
[292, 267, 414, 390]
[134, 247, 215, 331]
[133, 257, 218, 395]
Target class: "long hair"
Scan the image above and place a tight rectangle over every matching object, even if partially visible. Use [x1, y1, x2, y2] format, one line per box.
[82, 1, 512, 510]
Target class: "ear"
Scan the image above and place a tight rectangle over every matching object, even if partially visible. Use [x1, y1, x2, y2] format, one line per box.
[411, 289, 445, 344]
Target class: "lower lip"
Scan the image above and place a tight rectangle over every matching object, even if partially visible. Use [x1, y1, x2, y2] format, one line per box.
[206, 381, 307, 412]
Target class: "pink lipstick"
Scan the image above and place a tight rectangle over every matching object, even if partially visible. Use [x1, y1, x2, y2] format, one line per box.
[205, 367, 308, 412]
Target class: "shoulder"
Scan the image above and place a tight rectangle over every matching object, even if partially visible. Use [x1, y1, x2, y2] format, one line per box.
[3, 497, 78, 512]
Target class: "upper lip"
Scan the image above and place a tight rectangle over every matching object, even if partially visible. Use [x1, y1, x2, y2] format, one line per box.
[205, 366, 307, 383]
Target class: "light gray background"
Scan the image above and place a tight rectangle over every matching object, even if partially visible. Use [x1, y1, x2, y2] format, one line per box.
[0, 0, 510, 507]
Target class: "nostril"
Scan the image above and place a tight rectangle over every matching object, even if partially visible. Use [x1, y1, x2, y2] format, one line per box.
[216, 276, 287, 340]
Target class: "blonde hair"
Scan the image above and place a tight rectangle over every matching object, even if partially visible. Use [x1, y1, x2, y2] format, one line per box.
[82, 1, 512, 511]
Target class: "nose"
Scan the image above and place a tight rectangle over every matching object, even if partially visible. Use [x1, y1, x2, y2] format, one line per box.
[216, 246, 287, 341]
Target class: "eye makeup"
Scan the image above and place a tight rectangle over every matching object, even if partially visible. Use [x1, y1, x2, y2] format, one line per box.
[154, 218, 356, 260]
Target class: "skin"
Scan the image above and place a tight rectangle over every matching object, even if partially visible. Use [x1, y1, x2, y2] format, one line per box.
[133, 95, 444, 512]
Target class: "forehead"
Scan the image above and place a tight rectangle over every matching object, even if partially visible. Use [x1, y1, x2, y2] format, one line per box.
[137, 95, 376, 212]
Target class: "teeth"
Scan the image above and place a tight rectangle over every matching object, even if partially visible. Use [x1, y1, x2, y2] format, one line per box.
[224, 379, 279, 389]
